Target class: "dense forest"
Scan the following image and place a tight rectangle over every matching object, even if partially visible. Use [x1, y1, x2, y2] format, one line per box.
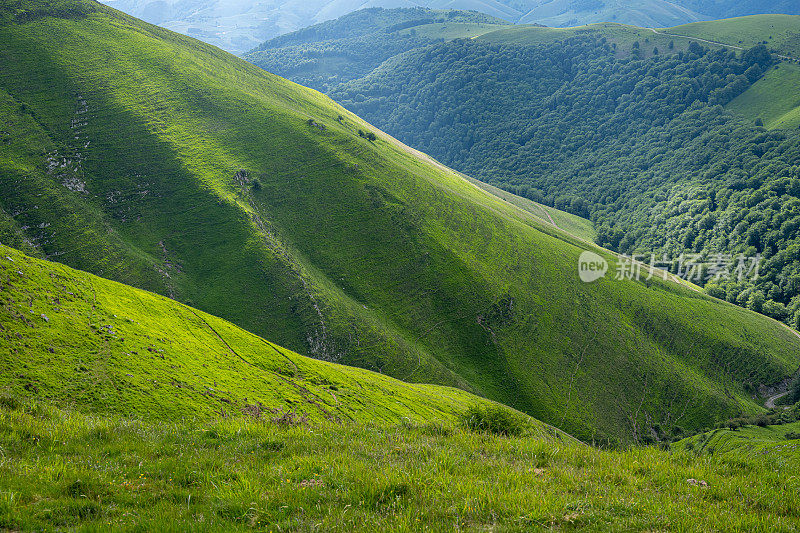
[332, 37, 800, 327]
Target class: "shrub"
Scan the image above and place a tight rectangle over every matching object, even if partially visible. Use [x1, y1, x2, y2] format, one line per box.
[788, 375, 800, 405]
[461, 404, 527, 436]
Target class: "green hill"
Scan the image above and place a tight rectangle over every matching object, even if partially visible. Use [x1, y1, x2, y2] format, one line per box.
[0, 243, 511, 423]
[479, 21, 710, 57]
[656, 15, 800, 131]
[2, 0, 800, 445]
[461, 174, 597, 242]
[727, 62, 800, 129]
[663, 14, 800, 57]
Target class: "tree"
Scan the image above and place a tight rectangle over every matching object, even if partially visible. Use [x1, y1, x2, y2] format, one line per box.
[788, 375, 800, 405]
[762, 300, 788, 320]
[748, 290, 765, 313]
[743, 44, 771, 68]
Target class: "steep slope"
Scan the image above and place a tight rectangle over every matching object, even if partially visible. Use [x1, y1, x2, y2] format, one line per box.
[2, 1, 800, 444]
[331, 20, 800, 330]
[727, 62, 800, 129]
[0, 243, 504, 423]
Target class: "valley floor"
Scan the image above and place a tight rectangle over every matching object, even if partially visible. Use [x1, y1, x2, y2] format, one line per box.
[0, 402, 798, 531]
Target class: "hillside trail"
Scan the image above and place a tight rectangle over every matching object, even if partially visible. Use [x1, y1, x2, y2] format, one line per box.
[766, 391, 790, 409]
[647, 28, 793, 61]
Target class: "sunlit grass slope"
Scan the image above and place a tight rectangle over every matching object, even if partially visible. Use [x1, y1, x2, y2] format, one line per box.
[0, 243, 511, 423]
[675, 419, 800, 456]
[727, 62, 800, 129]
[1, 0, 800, 444]
[396, 22, 508, 40]
[664, 14, 800, 57]
[1, 403, 799, 530]
[479, 22, 705, 57]
[461, 174, 597, 242]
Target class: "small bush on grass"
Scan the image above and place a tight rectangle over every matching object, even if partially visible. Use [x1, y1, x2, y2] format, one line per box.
[461, 404, 527, 436]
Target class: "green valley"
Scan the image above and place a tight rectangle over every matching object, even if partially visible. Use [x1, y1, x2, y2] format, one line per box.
[245, 8, 511, 92]
[1, 0, 800, 448]
[3, 0, 800, 529]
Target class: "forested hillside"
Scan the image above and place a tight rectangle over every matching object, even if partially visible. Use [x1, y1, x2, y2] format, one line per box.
[331, 28, 800, 329]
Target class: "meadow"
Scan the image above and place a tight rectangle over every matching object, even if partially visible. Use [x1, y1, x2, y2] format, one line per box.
[0, 400, 798, 531]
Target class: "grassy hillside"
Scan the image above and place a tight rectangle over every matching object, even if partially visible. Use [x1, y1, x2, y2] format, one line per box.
[0, 243, 509, 423]
[2, 0, 800, 445]
[395, 21, 509, 39]
[479, 21, 717, 57]
[2, 402, 800, 530]
[333, 25, 800, 333]
[727, 62, 800, 129]
[663, 14, 800, 57]
[676, 419, 800, 455]
[462, 174, 597, 242]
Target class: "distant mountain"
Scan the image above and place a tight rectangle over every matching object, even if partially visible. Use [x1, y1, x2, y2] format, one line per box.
[516, 0, 706, 28]
[675, 1, 800, 19]
[98, 0, 800, 55]
[99, 0, 529, 54]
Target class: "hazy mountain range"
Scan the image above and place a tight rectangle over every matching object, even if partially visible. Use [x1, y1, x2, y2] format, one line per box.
[99, 0, 800, 54]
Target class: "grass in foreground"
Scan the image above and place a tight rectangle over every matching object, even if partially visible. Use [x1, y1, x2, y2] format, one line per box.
[0, 402, 798, 531]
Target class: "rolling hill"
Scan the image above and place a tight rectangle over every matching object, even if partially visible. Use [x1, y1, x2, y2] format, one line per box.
[0, 242, 514, 423]
[515, 0, 705, 28]
[95, 0, 800, 56]
[2, 0, 800, 445]
[664, 14, 800, 57]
